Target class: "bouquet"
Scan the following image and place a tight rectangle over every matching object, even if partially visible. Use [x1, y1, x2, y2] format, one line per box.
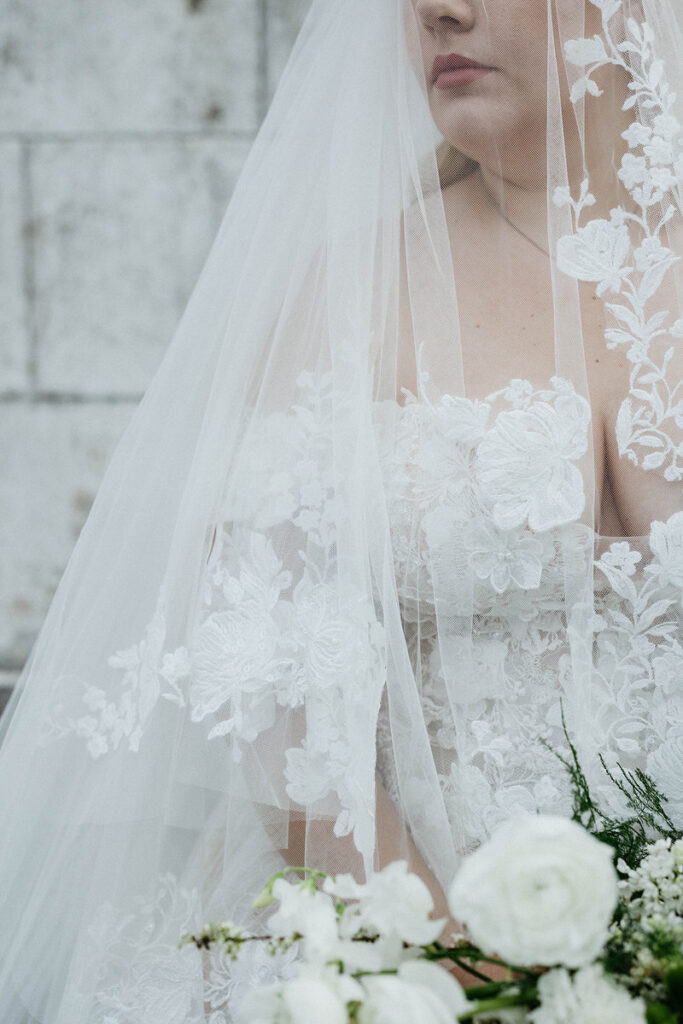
[180, 723, 683, 1023]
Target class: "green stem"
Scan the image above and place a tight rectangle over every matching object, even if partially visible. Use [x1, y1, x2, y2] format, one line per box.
[424, 942, 538, 979]
[462, 982, 516, 1000]
[458, 991, 534, 1021]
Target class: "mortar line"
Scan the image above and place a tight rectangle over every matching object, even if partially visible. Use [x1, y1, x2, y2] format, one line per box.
[19, 140, 38, 394]
[256, 0, 270, 126]
[0, 391, 143, 405]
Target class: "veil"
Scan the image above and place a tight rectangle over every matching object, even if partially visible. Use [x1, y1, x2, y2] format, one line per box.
[0, 1, 681, 1020]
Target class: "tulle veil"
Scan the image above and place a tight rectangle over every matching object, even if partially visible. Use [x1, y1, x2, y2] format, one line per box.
[0, 1, 682, 1020]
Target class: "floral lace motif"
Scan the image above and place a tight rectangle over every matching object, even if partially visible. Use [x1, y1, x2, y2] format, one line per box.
[556, 3, 683, 481]
[82, 871, 299, 1024]
[372, 375, 682, 852]
[40, 370, 386, 853]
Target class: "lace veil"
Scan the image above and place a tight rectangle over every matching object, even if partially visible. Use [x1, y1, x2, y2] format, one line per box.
[0, 1, 681, 1020]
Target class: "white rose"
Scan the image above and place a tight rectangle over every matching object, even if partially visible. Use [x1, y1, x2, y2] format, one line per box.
[358, 959, 470, 1024]
[447, 815, 618, 967]
[529, 965, 647, 1024]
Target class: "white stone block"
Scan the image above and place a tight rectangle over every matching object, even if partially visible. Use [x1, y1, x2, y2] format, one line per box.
[33, 136, 251, 393]
[0, 401, 136, 666]
[0, 0, 259, 133]
[0, 140, 29, 392]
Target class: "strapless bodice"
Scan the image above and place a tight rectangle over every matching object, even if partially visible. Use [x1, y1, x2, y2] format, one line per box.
[370, 379, 683, 852]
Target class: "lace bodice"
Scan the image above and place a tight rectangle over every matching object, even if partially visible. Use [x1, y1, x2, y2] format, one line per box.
[371, 378, 683, 853]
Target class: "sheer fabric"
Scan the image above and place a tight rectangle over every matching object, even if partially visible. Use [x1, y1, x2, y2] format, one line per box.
[0, 1, 681, 1020]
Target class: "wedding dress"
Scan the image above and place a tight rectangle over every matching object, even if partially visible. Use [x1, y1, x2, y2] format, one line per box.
[0, 1, 681, 1021]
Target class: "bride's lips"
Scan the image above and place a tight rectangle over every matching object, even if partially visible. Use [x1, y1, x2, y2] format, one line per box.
[432, 52, 495, 89]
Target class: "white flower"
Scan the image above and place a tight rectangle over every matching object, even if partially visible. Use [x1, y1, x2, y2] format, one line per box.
[647, 510, 683, 601]
[475, 391, 590, 532]
[653, 113, 682, 143]
[529, 965, 647, 1024]
[557, 218, 632, 295]
[284, 740, 336, 806]
[468, 521, 546, 593]
[358, 959, 470, 1024]
[633, 236, 673, 272]
[447, 815, 618, 967]
[619, 153, 649, 190]
[650, 166, 678, 195]
[564, 36, 607, 67]
[236, 964, 362, 1024]
[267, 879, 342, 967]
[599, 540, 642, 576]
[646, 737, 683, 825]
[621, 122, 652, 149]
[644, 134, 675, 167]
[323, 861, 445, 946]
[552, 186, 571, 208]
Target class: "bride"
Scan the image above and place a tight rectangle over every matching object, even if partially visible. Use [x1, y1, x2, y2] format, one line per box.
[0, 0, 681, 1020]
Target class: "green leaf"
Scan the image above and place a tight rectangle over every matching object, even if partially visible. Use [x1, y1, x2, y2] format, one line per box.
[646, 1003, 678, 1024]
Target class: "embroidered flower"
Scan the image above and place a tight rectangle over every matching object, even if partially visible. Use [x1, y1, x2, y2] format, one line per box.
[599, 541, 642, 576]
[621, 122, 652, 149]
[557, 216, 632, 295]
[618, 153, 649, 190]
[468, 520, 546, 594]
[475, 387, 590, 532]
[646, 511, 683, 601]
[646, 737, 683, 823]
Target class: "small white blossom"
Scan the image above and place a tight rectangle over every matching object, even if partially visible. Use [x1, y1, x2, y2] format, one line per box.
[621, 122, 653, 149]
[529, 965, 647, 1024]
[619, 153, 649, 189]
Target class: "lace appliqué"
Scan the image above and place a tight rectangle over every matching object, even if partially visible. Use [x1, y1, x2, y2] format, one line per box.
[374, 370, 683, 851]
[557, 3, 683, 481]
[82, 871, 299, 1024]
[37, 593, 190, 759]
[42, 369, 386, 851]
[591, 513, 683, 820]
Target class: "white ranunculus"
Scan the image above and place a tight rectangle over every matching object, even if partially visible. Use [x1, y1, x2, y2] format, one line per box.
[358, 959, 470, 1024]
[447, 814, 618, 967]
[529, 965, 647, 1024]
[323, 860, 445, 945]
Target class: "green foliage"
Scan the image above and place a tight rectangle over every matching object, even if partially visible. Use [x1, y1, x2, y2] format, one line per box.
[646, 1003, 679, 1024]
[540, 702, 682, 869]
[666, 964, 683, 1011]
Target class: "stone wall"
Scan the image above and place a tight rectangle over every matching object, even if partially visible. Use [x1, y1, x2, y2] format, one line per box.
[0, 0, 311, 717]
